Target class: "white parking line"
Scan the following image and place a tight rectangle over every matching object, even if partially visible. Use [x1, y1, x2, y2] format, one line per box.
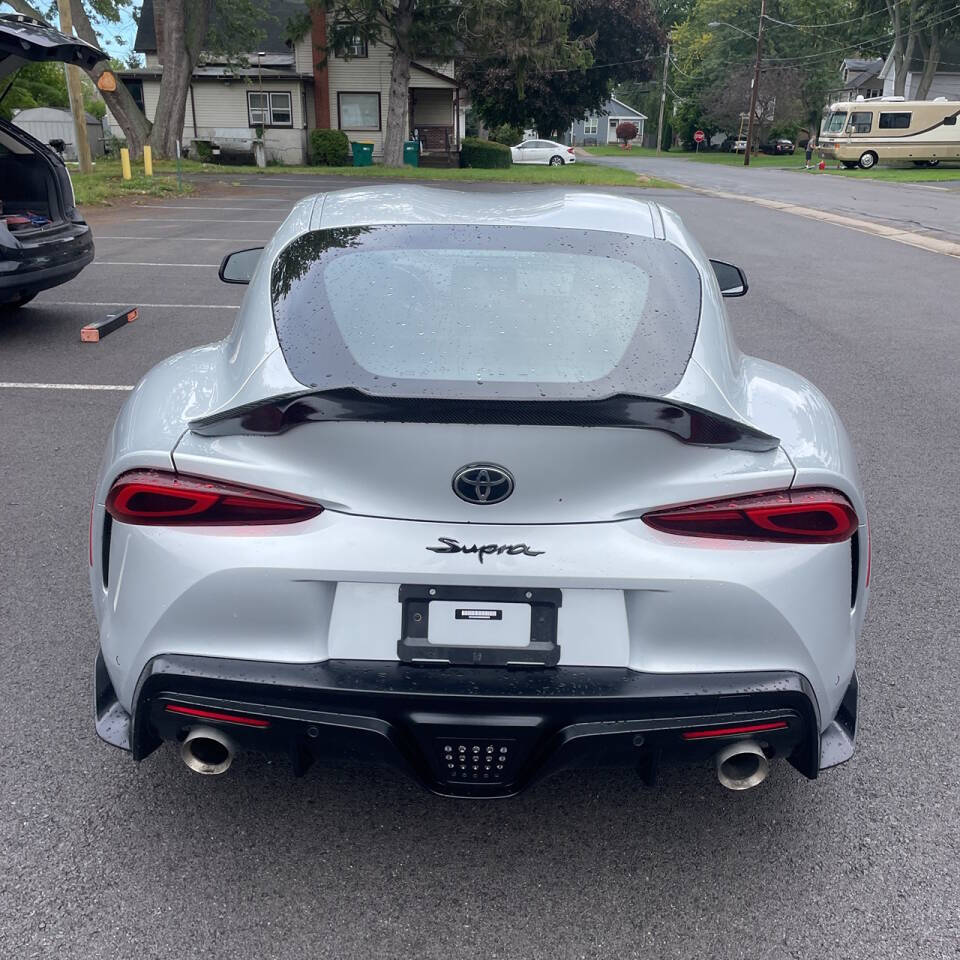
[128, 217, 283, 223]
[38, 300, 240, 309]
[92, 261, 221, 267]
[133, 205, 291, 211]
[95, 236, 269, 242]
[0, 381, 133, 391]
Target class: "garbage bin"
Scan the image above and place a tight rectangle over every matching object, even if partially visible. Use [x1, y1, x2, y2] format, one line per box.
[351, 141, 374, 167]
[403, 140, 420, 167]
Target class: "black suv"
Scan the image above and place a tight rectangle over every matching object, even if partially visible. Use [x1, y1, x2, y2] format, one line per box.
[0, 15, 106, 308]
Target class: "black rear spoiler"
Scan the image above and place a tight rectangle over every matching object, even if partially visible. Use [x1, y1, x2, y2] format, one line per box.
[189, 389, 779, 453]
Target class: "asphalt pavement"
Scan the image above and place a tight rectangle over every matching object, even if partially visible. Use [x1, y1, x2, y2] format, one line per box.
[587, 151, 960, 246]
[1, 173, 958, 959]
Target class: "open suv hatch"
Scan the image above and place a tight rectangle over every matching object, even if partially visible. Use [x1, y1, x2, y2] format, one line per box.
[0, 14, 107, 308]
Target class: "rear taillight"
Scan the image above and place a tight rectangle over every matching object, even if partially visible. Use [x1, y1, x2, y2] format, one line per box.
[567, 146, 575, 153]
[643, 488, 858, 544]
[105, 470, 322, 526]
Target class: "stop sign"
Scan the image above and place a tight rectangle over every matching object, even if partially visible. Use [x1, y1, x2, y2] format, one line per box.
[694, 130, 705, 144]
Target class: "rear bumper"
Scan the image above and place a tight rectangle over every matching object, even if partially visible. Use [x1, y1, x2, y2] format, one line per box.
[95, 651, 857, 797]
[0, 221, 93, 300]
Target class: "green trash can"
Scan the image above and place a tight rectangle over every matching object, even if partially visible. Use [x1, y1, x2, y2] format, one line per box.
[403, 140, 420, 167]
[351, 141, 374, 167]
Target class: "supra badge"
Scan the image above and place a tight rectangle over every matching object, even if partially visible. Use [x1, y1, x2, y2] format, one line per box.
[452, 463, 514, 504]
[426, 537, 544, 564]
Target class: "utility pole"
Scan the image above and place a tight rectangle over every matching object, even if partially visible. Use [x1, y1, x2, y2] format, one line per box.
[743, 0, 767, 167]
[656, 40, 671, 154]
[57, 0, 92, 174]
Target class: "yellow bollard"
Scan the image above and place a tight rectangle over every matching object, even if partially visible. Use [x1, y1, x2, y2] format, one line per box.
[143, 145, 153, 177]
[120, 147, 131, 180]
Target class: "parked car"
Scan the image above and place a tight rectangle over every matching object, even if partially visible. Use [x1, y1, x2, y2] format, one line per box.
[510, 139, 577, 165]
[761, 138, 795, 155]
[91, 186, 867, 797]
[731, 137, 749, 153]
[0, 14, 106, 309]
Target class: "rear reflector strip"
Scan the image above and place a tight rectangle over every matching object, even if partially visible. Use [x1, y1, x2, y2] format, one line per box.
[682, 720, 788, 740]
[165, 704, 270, 728]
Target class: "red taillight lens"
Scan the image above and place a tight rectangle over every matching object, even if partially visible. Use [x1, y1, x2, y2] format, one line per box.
[643, 488, 858, 544]
[682, 720, 788, 740]
[106, 470, 322, 526]
[165, 704, 270, 727]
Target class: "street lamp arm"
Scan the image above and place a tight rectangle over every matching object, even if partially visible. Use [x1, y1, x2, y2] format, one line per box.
[707, 21, 759, 41]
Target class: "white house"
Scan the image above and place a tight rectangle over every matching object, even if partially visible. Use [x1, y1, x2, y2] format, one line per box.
[109, 0, 464, 165]
[565, 97, 646, 146]
[878, 40, 960, 100]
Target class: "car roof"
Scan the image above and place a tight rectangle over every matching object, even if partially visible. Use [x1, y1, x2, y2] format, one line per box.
[0, 14, 106, 78]
[311, 186, 662, 239]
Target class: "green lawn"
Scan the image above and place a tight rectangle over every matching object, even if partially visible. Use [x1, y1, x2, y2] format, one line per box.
[69, 159, 192, 205]
[584, 145, 800, 168]
[816, 163, 960, 182]
[68, 155, 676, 206]
[197, 159, 676, 188]
[582, 146, 960, 182]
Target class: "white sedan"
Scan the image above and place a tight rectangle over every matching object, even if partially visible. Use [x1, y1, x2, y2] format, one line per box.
[510, 139, 577, 165]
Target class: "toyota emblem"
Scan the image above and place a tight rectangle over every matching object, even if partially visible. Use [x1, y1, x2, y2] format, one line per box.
[452, 464, 515, 505]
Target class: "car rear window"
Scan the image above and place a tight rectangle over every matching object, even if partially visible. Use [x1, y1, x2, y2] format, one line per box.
[271, 224, 701, 400]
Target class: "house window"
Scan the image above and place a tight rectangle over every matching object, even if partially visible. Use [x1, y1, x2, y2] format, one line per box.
[583, 117, 598, 135]
[247, 90, 293, 127]
[123, 78, 144, 114]
[878, 112, 912, 129]
[338, 92, 381, 130]
[342, 35, 368, 58]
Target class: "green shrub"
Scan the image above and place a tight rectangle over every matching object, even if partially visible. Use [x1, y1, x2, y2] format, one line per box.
[488, 123, 524, 146]
[460, 137, 512, 169]
[310, 128, 350, 166]
[193, 139, 213, 162]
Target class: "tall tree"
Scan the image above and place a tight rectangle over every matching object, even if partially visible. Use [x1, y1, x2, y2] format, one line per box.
[461, 0, 663, 139]
[1, 0, 262, 157]
[310, 0, 581, 165]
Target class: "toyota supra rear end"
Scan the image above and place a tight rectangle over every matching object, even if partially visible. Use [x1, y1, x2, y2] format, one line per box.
[90, 187, 867, 796]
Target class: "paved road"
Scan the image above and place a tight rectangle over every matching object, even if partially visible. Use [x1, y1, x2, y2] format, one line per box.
[588, 151, 960, 244]
[1, 175, 958, 959]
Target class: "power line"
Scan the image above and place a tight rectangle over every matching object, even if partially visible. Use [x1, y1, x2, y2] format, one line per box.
[760, 5, 960, 62]
[763, 0, 922, 30]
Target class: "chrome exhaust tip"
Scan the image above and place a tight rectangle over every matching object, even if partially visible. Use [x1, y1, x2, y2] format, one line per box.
[715, 740, 769, 791]
[180, 726, 235, 775]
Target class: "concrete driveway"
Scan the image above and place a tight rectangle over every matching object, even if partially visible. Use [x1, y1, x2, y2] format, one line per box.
[1, 174, 958, 959]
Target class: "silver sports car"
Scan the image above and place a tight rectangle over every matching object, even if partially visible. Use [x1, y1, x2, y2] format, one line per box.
[91, 187, 867, 796]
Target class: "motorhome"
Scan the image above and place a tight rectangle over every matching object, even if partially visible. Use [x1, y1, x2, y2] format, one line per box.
[818, 96, 960, 168]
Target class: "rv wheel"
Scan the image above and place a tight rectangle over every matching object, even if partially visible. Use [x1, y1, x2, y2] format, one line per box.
[858, 151, 877, 169]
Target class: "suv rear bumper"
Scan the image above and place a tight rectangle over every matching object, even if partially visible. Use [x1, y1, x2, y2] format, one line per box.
[95, 651, 857, 797]
[0, 221, 93, 300]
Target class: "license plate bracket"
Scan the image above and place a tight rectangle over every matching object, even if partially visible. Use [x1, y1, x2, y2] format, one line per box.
[398, 584, 562, 666]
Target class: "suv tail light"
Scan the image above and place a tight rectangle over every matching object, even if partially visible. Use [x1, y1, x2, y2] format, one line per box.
[105, 470, 322, 526]
[642, 488, 858, 543]
[567, 146, 575, 154]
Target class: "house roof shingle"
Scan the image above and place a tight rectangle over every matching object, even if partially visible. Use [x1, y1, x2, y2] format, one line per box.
[134, 0, 307, 55]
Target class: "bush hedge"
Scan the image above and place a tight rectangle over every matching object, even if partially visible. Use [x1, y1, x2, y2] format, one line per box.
[310, 129, 350, 166]
[460, 137, 512, 169]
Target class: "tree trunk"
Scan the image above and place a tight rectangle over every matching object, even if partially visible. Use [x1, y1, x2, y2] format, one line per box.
[3, 0, 153, 157]
[65, 0, 152, 157]
[915, 31, 941, 100]
[383, 0, 414, 167]
[149, 0, 212, 158]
